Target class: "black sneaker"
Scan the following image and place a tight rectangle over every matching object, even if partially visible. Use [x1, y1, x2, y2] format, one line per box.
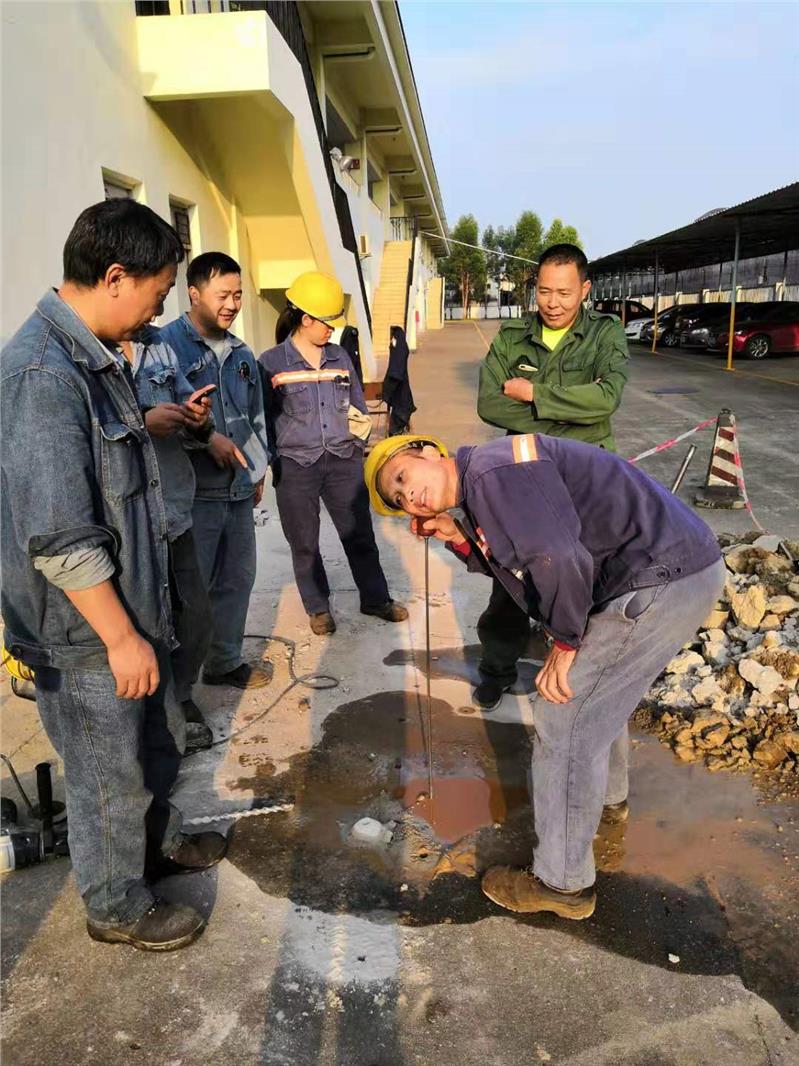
[87, 899, 205, 952]
[203, 661, 273, 689]
[360, 601, 409, 623]
[146, 831, 228, 882]
[472, 678, 512, 711]
[181, 700, 213, 753]
[310, 611, 336, 635]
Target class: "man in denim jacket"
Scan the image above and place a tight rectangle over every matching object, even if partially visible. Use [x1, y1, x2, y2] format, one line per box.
[161, 253, 271, 690]
[1, 200, 226, 951]
[129, 324, 215, 751]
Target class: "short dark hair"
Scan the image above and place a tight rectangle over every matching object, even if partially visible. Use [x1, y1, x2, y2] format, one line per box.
[537, 243, 588, 282]
[63, 199, 184, 287]
[187, 251, 241, 289]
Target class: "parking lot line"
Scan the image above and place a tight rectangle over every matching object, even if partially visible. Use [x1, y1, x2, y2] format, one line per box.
[471, 320, 492, 352]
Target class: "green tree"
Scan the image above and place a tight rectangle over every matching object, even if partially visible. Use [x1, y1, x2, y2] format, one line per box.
[506, 211, 543, 313]
[542, 218, 582, 249]
[442, 214, 486, 317]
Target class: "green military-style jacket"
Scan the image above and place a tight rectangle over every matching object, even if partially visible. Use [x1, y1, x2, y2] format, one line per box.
[477, 306, 629, 451]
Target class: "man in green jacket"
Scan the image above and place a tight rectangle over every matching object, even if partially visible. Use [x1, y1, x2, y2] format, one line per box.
[475, 243, 630, 712]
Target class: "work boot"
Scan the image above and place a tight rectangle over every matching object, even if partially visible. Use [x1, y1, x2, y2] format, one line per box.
[472, 678, 512, 711]
[600, 800, 629, 825]
[146, 831, 228, 882]
[481, 866, 596, 920]
[360, 601, 409, 623]
[87, 899, 205, 952]
[203, 661, 273, 689]
[310, 611, 336, 636]
[181, 699, 213, 754]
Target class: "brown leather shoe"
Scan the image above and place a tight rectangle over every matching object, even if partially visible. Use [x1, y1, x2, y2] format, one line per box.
[310, 611, 336, 635]
[600, 800, 629, 825]
[146, 831, 228, 882]
[481, 866, 596, 920]
[203, 662, 273, 689]
[87, 899, 205, 952]
[360, 601, 409, 623]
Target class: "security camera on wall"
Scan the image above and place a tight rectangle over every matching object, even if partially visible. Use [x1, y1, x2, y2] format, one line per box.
[329, 147, 360, 173]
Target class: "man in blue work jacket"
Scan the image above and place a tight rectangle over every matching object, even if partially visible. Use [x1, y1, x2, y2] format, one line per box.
[365, 433, 724, 920]
[1, 200, 226, 951]
[162, 253, 271, 691]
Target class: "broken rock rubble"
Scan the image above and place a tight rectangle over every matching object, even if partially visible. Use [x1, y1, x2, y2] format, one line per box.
[640, 535, 799, 781]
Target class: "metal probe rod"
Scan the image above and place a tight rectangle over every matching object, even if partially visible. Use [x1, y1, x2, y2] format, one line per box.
[670, 444, 697, 495]
[424, 537, 434, 808]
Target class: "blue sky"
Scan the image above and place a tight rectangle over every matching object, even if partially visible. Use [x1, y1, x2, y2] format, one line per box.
[401, 1, 799, 258]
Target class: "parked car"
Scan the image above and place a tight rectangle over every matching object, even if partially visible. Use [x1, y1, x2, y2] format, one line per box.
[624, 316, 653, 342]
[592, 299, 652, 322]
[707, 302, 799, 359]
[680, 303, 759, 349]
[639, 305, 688, 347]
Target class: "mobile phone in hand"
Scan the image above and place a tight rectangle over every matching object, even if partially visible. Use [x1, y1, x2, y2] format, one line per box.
[188, 383, 217, 404]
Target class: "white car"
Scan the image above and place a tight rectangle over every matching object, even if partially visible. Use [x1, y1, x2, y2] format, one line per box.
[624, 316, 653, 342]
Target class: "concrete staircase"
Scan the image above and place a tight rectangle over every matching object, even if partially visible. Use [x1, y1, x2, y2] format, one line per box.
[370, 240, 412, 359]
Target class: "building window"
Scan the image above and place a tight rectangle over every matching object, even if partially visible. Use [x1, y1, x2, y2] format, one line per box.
[103, 178, 133, 200]
[170, 200, 194, 313]
[134, 2, 170, 14]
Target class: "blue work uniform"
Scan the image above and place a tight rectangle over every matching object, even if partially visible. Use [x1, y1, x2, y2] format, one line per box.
[161, 313, 269, 676]
[446, 434, 724, 892]
[259, 337, 391, 615]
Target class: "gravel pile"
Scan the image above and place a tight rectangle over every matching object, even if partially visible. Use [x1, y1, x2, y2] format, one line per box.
[637, 533, 799, 783]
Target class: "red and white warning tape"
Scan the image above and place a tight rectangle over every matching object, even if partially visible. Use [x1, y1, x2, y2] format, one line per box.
[627, 417, 717, 464]
[733, 450, 767, 533]
[628, 415, 768, 532]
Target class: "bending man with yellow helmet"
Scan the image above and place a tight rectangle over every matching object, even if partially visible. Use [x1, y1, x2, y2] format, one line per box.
[365, 433, 723, 920]
[259, 272, 407, 636]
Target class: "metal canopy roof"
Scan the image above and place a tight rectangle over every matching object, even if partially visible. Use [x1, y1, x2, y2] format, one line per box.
[588, 182, 799, 275]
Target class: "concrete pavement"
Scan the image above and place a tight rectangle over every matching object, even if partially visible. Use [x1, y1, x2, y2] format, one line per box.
[2, 320, 798, 1065]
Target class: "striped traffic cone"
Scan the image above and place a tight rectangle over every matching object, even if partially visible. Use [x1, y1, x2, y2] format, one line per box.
[694, 409, 746, 509]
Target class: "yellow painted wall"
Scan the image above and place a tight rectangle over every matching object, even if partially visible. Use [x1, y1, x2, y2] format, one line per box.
[1, 3, 376, 371]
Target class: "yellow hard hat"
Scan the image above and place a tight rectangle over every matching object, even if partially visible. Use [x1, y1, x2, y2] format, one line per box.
[364, 434, 448, 517]
[2, 645, 34, 683]
[286, 271, 347, 327]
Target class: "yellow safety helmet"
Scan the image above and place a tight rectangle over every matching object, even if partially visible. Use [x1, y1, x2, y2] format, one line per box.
[285, 271, 347, 327]
[364, 434, 448, 517]
[2, 645, 34, 683]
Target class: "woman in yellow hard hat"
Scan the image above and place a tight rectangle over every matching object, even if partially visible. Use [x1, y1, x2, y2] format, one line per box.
[258, 271, 407, 635]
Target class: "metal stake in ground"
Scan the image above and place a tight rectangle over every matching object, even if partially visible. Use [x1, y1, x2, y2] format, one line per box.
[424, 537, 434, 809]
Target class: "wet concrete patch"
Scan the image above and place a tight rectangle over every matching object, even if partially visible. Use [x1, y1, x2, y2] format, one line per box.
[226, 691, 799, 1028]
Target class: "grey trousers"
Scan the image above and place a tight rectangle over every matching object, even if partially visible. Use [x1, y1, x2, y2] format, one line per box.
[531, 558, 725, 891]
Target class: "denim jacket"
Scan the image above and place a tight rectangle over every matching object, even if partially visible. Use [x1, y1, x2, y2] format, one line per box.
[1, 291, 175, 669]
[258, 338, 368, 467]
[132, 324, 212, 541]
[160, 314, 269, 501]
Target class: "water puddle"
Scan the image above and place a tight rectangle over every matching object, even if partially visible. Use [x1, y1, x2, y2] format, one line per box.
[224, 689, 799, 1027]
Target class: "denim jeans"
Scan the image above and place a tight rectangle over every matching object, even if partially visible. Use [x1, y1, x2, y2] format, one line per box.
[170, 529, 213, 702]
[274, 453, 390, 615]
[191, 497, 257, 675]
[531, 558, 726, 891]
[33, 646, 184, 925]
[479, 577, 630, 805]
